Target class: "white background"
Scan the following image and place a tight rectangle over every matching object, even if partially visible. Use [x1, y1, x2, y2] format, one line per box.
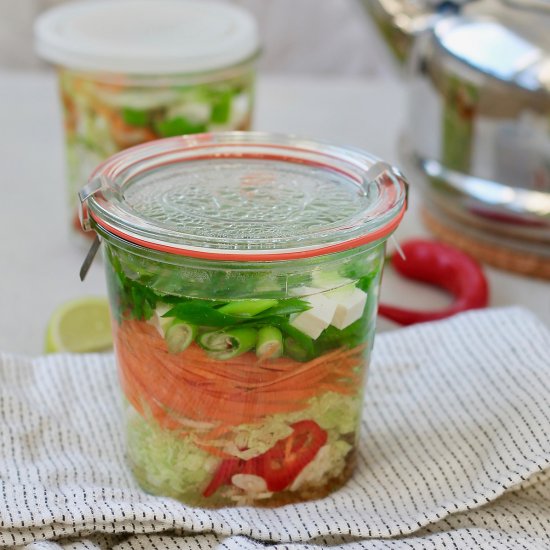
[0, 0, 396, 76]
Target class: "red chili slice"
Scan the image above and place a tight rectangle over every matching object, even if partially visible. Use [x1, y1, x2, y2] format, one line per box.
[249, 420, 328, 492]
[202, 420, 327, 498]
[202, 457, 243, 498]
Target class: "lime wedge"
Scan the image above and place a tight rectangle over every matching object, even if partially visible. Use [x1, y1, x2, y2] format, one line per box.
[45, 297, 113, 353]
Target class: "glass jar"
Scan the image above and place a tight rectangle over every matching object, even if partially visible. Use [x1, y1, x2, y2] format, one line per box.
[79, 132, 408, 508]
[35, 0, 259, 243]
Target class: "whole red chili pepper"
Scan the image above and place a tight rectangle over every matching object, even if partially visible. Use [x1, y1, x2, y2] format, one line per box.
[378, 239, 489, 326]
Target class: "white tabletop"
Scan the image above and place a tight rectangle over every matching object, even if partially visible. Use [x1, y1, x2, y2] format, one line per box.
[0, 71, 548, 355]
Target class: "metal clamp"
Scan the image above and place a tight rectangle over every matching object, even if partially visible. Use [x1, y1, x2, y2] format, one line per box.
[78, 178, 103, 232]
[78, 177, 105, 281]
[364, 161, 410, 211]
[79, 235, 102, 282]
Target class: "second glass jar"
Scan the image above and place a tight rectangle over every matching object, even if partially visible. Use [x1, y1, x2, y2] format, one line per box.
[60, 65, 256, 237]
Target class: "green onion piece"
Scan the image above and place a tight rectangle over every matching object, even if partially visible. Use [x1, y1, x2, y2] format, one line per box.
[154, 116, 207, 137]
[122, 107, 149, 127]
[284, 337, 312, 362]
[199, 327, 257, 360]
[217, 299, 278, 318]
[165, 321, 197, 354]
[256, 326, 283, 359]
[211, 91, 233, 124]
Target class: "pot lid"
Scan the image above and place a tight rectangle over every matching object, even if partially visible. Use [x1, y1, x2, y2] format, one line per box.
[434, 14, 550, 92]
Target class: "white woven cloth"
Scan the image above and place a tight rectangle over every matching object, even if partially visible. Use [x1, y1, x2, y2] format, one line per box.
[1, 307, 550, 549]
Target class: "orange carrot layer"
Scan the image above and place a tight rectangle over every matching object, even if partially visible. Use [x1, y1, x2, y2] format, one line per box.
[114, 319, 366, 432]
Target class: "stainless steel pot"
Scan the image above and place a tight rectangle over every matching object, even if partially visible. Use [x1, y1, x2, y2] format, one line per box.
[364, 0, 550, 262]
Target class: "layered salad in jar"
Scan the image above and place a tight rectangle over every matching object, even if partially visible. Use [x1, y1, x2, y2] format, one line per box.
[105, 243, 383, 508]
[79, 133, 407, 508]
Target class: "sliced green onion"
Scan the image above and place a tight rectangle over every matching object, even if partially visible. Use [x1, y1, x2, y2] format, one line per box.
[211, 91, 232, 124]
[284, 337, 311, 362]
[154, 116, 207, 137]
[217, 299, 278, 318]
[256, 326, 283, 359]
[165, 321, 197, 354]
[121, 107, 149, 127]
[199, 327, 257, 360]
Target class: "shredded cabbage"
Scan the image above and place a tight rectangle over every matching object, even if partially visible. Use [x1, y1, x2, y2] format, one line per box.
[125, 390, 361, 502]
[299, 391, 362, 435]
[222, 418, 295, 460]
[290, 440, 352, 492]
[209, 391, 361, 460]
[126, 406, 220, 499]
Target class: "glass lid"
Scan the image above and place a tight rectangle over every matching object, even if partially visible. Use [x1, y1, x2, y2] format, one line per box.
[80, 133, 407, 260]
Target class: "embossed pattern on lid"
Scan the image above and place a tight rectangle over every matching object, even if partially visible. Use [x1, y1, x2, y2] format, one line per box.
[83, 133, 407, 260]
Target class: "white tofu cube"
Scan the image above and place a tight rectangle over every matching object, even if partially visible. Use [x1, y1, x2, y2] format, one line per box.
[167, 102, 212, 124]
[230, 93, 250, 124]
[329, 287, 368, 330]
[289, 294, 337, 339]
[210, 93, 250, 131]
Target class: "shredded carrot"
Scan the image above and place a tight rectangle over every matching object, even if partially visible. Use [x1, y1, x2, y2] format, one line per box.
[114, 319, 367, 432]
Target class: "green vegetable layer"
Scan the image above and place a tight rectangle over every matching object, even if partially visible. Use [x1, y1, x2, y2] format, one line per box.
[104, 242, 382, 360]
